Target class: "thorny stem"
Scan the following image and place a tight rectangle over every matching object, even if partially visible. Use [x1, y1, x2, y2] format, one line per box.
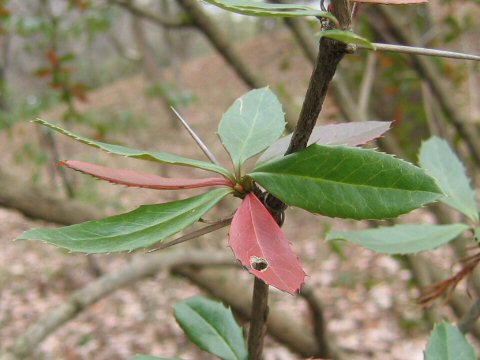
[249, 2, 353, 359]
[148, 218, 232, 252]
[360, 43, 480, 62]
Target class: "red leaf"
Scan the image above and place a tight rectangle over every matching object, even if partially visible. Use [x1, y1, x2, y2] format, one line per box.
[229, 193, 306, 294]
[60, 160, 233, 190]
[351, 0, 427, 3]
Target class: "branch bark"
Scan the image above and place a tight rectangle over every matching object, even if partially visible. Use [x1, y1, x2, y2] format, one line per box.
[110, 0, 192, 28]
[285, 0, 351, 155]
[247, 278, 269, 360]
[0, 249, 234, 360]
[0, 169, 102, 225]
[265, 0, 352, 212]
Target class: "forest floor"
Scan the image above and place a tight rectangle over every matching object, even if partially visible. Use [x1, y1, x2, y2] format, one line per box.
[0, 31, 461, 360]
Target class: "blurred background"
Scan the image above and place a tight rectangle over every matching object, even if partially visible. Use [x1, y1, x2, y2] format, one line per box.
[0, 0, 479, 359]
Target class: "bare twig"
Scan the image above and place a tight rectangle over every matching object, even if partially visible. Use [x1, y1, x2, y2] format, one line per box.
[300, 286, 333, 358]
[357, 52, 377, 115]
[0, 249, 234, 360]
[148, 218, 232, 252]
[426, 259, 480, 339]
[106, 31, 141, 62]
[42, 128, 75, 198]
[170, 107, 221, 166]
[110, 0, 192, 28]
[358, 43, 480, 62]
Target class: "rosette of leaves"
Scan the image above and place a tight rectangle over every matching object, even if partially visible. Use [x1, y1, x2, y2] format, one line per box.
[19, 87, 442, 294]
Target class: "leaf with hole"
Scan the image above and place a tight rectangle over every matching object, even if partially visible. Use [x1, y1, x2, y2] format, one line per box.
[60, 160, 233, 190]
[18, 188, 232, 253]
[229, 193, 305, 294]
[425, 322, 476, 360]
[35, 119, 233, 180]
[250, 144, 442, 219]
[326, 223, 469, 254]
[258, 121, 391, 164]
[202, 0, 337, 22]
[318, 30, 375, 49]
[174, 296, 248, 360]
[419, 136, 478, 222]
[218, 87, 286, 172]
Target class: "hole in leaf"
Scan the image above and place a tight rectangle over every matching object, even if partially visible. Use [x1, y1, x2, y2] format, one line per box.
[250, 256, 269, 272]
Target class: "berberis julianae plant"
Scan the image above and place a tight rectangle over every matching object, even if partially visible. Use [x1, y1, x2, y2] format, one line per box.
[19, 87, 442, 294]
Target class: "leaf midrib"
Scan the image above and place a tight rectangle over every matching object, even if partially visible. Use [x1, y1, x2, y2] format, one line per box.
[236, 90, 266, 167]
[251, 171, 438, 193]
[184, 305, 241, 360]
[57, 191, 229, 244]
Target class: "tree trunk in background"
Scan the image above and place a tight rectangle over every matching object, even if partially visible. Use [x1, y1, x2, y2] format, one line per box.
[130, 15, 178, 127]
[0, 170, 102, 225]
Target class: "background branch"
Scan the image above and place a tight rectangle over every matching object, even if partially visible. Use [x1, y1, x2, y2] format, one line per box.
[0, 249, 234, 360]
[174, 266, 347, 359]
[110, 0, 192, 28]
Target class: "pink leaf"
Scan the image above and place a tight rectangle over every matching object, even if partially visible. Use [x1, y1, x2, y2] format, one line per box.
[60, 160, 233, 190]
[229, 193, 306, 294]
[351, 0, 427, 3]
[258, 121, 391, 164]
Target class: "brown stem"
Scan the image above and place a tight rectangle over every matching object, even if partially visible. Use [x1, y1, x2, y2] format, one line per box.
[247, 278, 270, 360]
[266, 0, 352, 211]
[249, 2, 352, 358]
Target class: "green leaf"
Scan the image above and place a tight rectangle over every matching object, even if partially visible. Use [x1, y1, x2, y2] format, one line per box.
[326, 224, 469, 254]
[250, 145, 442, 219]
[476, 226, 480, 242]
[419, 136, 478, 222]
[425, 322, 477, 360]
[318, 30, 375, 49]
[130, 356, 182, 360]
[202, 0, 337, 22]
[18, 188, 232, 253]
[34, 119, 233, 180]
[174, 296, 248, 360]
[218, 88, 285, 172]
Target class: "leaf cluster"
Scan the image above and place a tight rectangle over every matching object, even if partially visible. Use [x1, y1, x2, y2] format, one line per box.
[20, 87, 443, 294]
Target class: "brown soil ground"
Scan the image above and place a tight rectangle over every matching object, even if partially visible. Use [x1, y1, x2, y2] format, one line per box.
[0, 31, 466, 360]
